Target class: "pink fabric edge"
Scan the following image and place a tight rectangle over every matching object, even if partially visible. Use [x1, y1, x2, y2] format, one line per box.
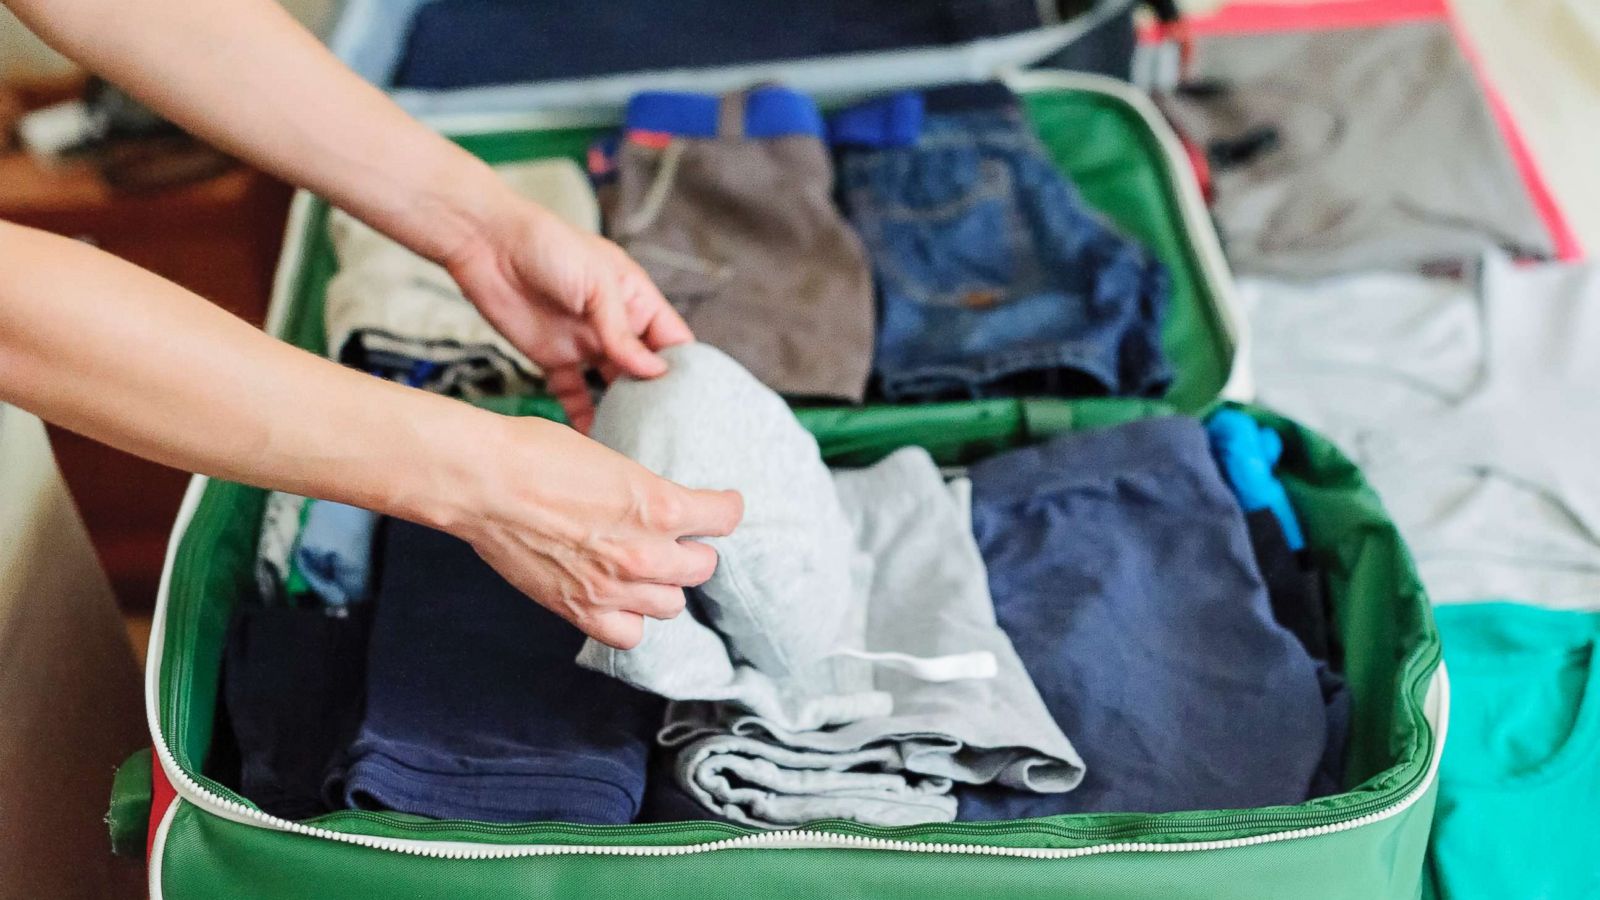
[1139, 0, 1583, 262]
[1444, 9, 1584, 260]
[1137, 0, 1446, 41]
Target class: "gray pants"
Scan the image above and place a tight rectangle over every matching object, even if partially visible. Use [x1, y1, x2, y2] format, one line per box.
[664, 448, 1083, 828]
[580, 343, 1080, 827]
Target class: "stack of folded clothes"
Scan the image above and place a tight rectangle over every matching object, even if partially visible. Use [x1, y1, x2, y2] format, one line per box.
[581, 343, 1084, 827]
[958, 415, 1333, 817]
[220, 347, 1344, 827]
[323, 158, 600, 398]
[595, 85, 877, 402]
[340, 518, 664, 824]
[589, 82, 1175, 404]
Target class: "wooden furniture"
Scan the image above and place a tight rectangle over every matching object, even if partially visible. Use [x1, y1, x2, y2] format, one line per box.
[1, 150, 292, 609]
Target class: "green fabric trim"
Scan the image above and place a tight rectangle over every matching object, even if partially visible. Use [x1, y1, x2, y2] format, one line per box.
[158, 782, 1437, 900]
[107, 747, 152, 858]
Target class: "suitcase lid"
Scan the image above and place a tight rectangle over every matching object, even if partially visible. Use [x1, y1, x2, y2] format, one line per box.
[327, 0, 1139, 119]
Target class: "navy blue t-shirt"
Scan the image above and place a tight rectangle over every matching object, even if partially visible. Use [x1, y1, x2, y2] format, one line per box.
[959, 417, 1329, 817]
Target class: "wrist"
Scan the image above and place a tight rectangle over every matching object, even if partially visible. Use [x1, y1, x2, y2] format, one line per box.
[384, 398, 510, 537]
[402, 147, 512, 268]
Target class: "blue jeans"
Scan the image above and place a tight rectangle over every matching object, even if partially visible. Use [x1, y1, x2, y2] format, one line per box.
[838, 96, 1173, 402]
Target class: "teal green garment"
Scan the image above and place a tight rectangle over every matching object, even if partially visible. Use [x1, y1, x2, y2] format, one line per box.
[1430, 603, 1600, 899]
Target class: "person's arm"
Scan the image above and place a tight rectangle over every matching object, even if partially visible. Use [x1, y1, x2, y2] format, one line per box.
[0, 222, 741, 648]
[3, 0, 680, 431]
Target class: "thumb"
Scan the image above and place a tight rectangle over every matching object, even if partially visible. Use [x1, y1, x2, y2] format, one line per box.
[674, 487, 744, 538]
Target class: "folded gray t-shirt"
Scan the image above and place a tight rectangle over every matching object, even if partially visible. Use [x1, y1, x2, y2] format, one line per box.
[1159, 22, 1554, 278]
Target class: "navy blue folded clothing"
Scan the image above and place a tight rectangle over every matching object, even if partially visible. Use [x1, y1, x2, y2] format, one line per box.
[1310, 664, 1351, 798]
[1241, 508, 1349, 797]
[395, 0, 1047, 89]
[341, 519, 664, 824]
[958, 417, 1329, 817]
[221, 604, 370, 820]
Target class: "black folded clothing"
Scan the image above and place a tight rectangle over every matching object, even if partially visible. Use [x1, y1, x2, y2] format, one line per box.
[221, 604, 370, 820]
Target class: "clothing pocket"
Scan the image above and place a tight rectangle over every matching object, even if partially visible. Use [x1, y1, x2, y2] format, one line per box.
[861, 144, 1042, 311]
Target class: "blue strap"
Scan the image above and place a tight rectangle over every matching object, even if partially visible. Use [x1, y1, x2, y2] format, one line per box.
[404, 359, 442, 388]
[828, 91, 924, 148]
[624, 86, 824, 139]
[1205, 409, 1307, 551]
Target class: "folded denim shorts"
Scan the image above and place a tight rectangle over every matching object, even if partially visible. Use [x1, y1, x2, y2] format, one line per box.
[837, 86, 1174, 402]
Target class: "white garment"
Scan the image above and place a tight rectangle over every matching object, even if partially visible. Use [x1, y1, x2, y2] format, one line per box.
[1247, 254, 1600, 608]
[323, 158, 600, 391]
[254, 490, 308, 604]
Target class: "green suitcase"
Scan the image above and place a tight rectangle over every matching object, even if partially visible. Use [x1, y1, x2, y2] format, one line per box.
[112, 72, 1445, 899]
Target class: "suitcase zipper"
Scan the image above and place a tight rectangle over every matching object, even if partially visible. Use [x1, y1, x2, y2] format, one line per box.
[148, 702, 1444, 860]
[148, 473, 1446, 862]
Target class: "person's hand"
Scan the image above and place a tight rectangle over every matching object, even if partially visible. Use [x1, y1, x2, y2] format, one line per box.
[444, 198, 688, 433]
[447, 412, 743, 649]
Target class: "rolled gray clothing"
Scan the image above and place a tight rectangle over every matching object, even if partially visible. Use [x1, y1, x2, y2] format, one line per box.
[673, 735, 958, 828]
[577, 342, 889, 732]
[605, 93, 875, 401]
[1158, 21, 1554, 278]
[663, 447, 1084, 828]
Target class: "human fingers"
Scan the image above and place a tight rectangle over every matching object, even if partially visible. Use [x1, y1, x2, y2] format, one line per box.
[544, 364, 595, 433]
[584, 609, 646, 650]
[591, 278, 667, 380]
